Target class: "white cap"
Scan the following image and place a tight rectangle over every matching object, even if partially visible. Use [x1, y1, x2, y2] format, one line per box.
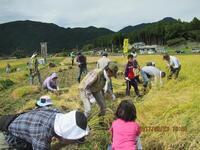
[54, 111, 89, 140]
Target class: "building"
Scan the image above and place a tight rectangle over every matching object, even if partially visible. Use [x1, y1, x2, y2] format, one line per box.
[132, 42, 166, 54]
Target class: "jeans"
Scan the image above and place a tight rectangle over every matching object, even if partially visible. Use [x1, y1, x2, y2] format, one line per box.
[141, 70, 150, 87]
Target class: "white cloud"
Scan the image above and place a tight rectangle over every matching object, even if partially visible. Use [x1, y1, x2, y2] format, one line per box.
[0, 0, 199, 31]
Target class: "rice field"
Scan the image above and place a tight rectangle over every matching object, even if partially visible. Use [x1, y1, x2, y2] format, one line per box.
[0, 54, 199, 149]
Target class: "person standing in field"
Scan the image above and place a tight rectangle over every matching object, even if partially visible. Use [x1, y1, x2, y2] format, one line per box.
[70, 51, 76, 66]
[163, 54, 181, 79]
[76, 52, 87, 83]
[124, 54, 141, 97]
[79, 62, 118, 118]
[5, 63, 11, 74]
[97, 52, 116, 100]
[28, 52, 42, 85]
[141, 65, 166, 92]
[131, 52, 142, 84]
[108, 100, 142, 150]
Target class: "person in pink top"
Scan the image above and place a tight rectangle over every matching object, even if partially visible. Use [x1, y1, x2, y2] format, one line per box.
[109, 100, 142, 150]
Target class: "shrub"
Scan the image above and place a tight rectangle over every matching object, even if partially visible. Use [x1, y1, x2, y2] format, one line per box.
[0, 79, 14, 90]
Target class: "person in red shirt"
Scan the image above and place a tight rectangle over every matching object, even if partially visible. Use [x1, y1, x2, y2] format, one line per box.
[124, 54, 141, 97]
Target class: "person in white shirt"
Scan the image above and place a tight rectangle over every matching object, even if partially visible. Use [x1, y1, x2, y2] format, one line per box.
[163, 54, 181, 79]
[97, 52, 116, 100]
[141, 66, 166, 91]
[97, 52, 111, 69]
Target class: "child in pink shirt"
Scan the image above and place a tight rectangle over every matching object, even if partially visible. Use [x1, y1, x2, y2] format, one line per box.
[109, 100, 142, 150]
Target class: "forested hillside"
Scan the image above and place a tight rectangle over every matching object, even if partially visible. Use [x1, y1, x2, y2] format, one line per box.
[0, 17, 199, 56]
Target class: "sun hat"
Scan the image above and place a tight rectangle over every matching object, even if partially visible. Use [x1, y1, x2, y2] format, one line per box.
[107, 62, 118, 78]
[36, 95, 53, 107]
[54, 110, 89, 140]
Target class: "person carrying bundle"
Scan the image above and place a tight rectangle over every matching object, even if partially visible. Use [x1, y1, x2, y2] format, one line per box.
[79, 62, 118, 118]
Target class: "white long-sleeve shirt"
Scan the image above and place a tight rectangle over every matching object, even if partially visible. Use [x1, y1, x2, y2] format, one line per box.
[169, 56, 181, 68]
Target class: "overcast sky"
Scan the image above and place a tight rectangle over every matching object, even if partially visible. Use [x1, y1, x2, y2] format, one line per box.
[0, 0, 199, 31]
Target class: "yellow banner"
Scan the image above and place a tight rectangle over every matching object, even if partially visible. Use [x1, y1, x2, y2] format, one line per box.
[123, 38, 129, 54]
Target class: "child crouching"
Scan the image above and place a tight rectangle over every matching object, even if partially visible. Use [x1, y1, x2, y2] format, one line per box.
[108, 100, 142, 150]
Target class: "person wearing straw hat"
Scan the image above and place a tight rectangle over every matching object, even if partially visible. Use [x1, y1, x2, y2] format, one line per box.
[0, 107, 89, 150]
[79, 62, 118, 118]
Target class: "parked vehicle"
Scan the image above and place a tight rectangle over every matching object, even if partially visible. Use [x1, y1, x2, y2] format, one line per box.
[192, 48, 200, 53]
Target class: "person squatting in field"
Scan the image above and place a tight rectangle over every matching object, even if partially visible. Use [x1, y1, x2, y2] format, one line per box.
[0, 106, 89, 150]
[108, 100, 142, 150]
[124, 54, 141, 97]
[79, 62, 118, 118]
[42, 72, 59, 93]
[76, 52, 87, 83]
[141, 65, 166, 92]
[163, 54, 181, 79]
[96, 52, 116, 100]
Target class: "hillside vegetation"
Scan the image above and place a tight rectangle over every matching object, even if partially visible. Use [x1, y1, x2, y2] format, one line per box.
[0, 17, 200, 56]
[0, 55, 199, 149]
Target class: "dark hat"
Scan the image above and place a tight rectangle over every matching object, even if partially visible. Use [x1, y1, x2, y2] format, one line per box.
[102, 52, 108, 57]
[163, 54, 170, 60]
